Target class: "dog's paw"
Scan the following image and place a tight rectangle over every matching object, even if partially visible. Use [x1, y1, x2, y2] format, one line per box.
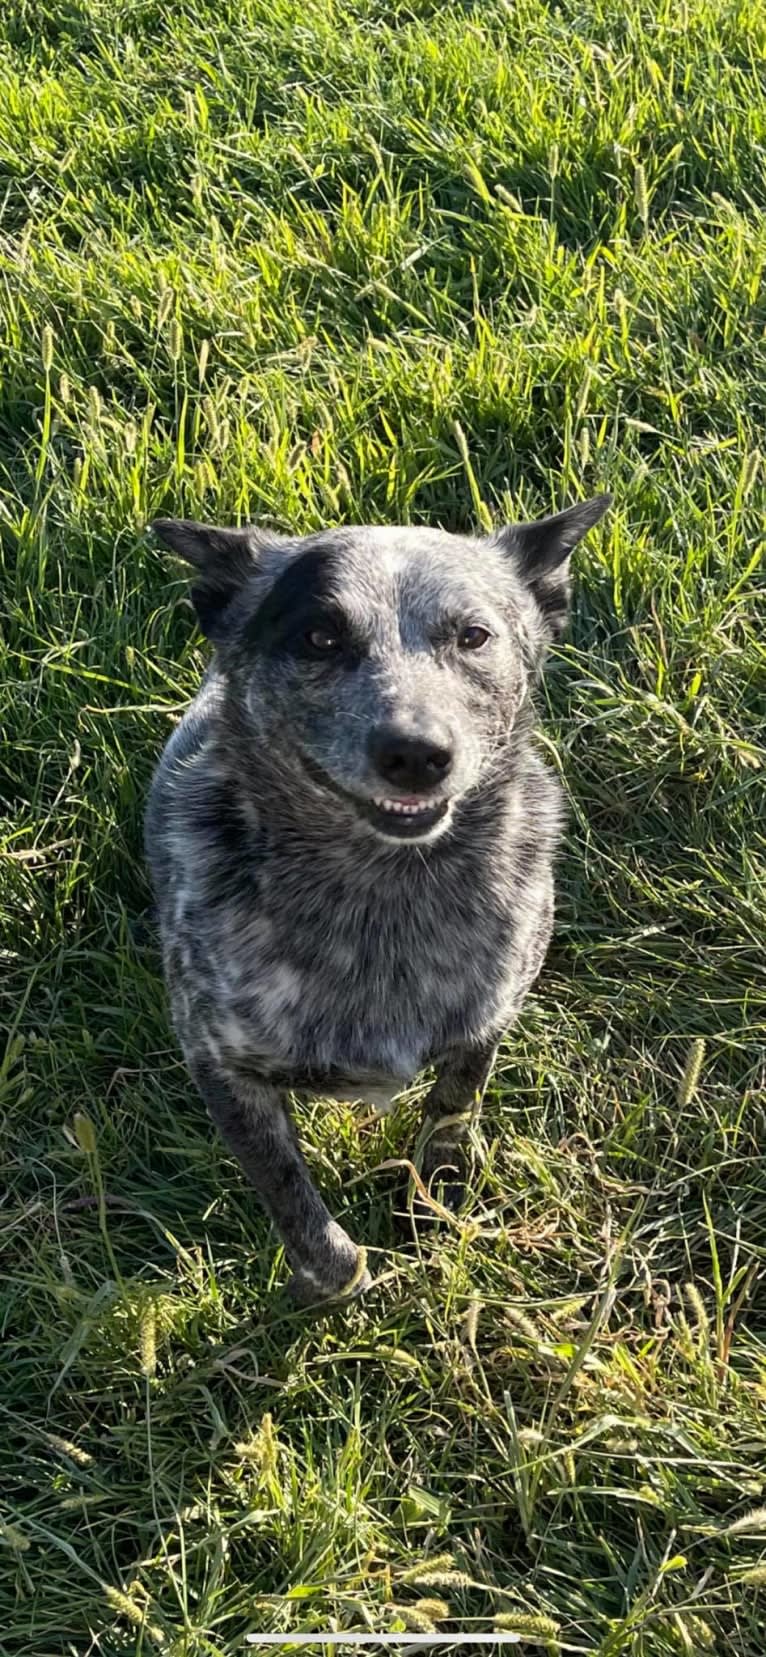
[418, 1141, 467, 1220]
[412, 1120, 472, 1224]
[287, 1244, 373, 1308]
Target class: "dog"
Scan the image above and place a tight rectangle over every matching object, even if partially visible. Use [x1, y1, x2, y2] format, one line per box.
[145, 496, 610, 1303]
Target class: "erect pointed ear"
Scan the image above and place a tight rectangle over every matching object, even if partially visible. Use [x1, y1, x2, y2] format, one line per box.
[496, 494, 611, 639]
[151, 518, 278, 641]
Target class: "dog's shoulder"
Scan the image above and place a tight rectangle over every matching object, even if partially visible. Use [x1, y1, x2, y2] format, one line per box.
[145, 668, 265, 915]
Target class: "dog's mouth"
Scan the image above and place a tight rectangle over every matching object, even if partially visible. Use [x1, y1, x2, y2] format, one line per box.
[296, 749, 452, 841]
[360, 794, 451, 840]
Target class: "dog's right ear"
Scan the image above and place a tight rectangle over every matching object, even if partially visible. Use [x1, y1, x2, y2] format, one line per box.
[494, 495, 611, 641]
[151, 519, 275, 641]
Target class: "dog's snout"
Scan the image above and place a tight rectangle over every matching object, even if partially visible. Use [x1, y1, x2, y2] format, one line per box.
[368, 724, 454, 793]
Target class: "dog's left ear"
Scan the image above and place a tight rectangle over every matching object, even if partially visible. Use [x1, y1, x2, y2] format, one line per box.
[151, 518, 282, 640]
[495, 494, 611, 639]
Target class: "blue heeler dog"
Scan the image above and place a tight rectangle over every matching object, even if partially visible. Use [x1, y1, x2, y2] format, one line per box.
[146, 496, 610, 1304]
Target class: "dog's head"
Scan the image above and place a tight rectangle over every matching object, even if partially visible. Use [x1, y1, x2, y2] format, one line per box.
[153, 500, 609, 844]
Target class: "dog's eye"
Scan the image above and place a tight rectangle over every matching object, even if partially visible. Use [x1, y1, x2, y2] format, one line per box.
[306, 627, 341, 655]
[458, 625, 491, 651]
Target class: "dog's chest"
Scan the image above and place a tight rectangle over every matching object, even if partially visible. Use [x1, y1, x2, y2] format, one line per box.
[196, 865, 520, 1082]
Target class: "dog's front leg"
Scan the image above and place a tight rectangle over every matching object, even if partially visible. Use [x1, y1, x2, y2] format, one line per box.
[192, 1061, 371, 1305]
[417, 1041, 498, 1209]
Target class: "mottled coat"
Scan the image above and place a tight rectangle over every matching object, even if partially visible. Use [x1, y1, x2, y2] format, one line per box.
[145, 499, 609, 1302]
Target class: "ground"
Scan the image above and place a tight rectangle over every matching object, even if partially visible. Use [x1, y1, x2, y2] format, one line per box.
[1, 0, 765, 1652]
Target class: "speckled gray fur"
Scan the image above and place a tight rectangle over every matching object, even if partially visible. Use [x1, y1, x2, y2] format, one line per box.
[145, 499, 610, 1304]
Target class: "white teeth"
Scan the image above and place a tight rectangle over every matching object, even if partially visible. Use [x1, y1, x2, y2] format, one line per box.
[373, 797, 432, 816]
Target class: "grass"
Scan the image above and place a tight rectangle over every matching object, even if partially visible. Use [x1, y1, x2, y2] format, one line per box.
[1, 0, 765, 1649]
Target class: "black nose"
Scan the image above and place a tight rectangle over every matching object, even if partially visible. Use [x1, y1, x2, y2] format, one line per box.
[368, 725, 454, 792]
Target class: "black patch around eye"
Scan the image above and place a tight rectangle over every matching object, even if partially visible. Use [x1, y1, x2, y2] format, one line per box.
[244, 543, 357, 662]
